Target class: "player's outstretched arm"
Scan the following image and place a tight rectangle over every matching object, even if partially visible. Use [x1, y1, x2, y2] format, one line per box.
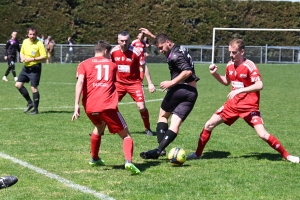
[209, 64, 230, 86]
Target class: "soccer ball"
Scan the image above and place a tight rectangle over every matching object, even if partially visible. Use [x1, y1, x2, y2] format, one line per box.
[168, 147, 186, 166]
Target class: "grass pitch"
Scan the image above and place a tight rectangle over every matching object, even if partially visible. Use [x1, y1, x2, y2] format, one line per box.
[0, 62, 300, 200]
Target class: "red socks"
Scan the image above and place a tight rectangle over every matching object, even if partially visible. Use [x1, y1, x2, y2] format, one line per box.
[195, 129, 211, 157]
[123, 137, 133, 162]
[266, 134, 289, 159]
[140, 109, 150, 130]
[90, 133, 101, 160]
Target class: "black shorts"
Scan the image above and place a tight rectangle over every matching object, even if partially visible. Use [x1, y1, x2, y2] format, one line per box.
[161, 84, 198, 121]
[18, 64, 42, 87]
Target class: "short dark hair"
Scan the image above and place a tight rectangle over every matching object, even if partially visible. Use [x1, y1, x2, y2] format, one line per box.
[154, 33, 171, 45]
[27, 27, 38, 34]
[118, 31, 130, 39]
[95, 40, 112, 53]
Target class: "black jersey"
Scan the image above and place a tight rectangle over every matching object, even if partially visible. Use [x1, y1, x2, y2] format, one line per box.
[5, 39, 20, 57]
[166, 45, 200, 83]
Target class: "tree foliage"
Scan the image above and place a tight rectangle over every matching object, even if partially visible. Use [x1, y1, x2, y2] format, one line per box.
[1, 0, 299, 45]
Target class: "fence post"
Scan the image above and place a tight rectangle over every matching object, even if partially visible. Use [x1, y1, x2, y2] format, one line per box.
[265, 44, 268, 63]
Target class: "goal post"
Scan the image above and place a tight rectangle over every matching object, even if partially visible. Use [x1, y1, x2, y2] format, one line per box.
[212, 28, 300, 63]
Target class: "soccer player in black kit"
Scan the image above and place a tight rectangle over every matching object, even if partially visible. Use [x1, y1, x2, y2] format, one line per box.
[139, 28, 200, 159]
[3, 31, 20, 82]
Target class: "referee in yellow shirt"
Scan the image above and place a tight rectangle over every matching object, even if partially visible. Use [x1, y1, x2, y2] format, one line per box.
[16, 27, 47, 115]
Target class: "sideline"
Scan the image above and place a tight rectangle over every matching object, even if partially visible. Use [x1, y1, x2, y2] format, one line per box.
[0, 152, 115, 200]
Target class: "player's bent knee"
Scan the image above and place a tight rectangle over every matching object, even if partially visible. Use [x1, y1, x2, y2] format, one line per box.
[137, 106, 146, 112]
[204, 121, 215, 131]
[15, 82, 21, 89]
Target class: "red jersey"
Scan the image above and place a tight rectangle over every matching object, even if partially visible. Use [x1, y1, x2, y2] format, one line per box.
[110, 45, 145, 84]
[76, 56, 118, 113]
[131, 39, 146, 56]
[225, 59, 262, 108]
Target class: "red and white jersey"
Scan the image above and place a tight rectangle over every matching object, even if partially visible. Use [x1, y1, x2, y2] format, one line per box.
[110, 45, 145, 84]
[225, 59, 262, 108]
[131, 39, 146, 56]
[76, 56, 118, 113]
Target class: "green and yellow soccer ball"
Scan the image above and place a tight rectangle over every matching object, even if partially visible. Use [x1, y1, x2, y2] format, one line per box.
[168, 147, 186, 166]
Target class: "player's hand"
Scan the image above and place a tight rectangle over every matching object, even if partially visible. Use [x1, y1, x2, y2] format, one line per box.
[71, 105, 80, 121]
[4, 56, 7, 60]
[160, 81, 172, 92]
[227, 89, 240, 99]
[209, 64, 218, 74]
[148, 83, 156, 93]
[139, 28, 155, 38]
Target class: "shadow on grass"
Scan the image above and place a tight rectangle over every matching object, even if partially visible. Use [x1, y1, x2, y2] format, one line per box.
[131, 131, 157, 136]
[202, 150, 231, 159]
[202, 150, 282, 161]
[238, 152, 283, 161]
[41, 110, 74, 114]
[101, 161, 162, 173]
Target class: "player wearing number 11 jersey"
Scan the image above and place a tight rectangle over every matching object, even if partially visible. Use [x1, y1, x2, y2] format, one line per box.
[71, 41, 141, 175]
[187, 38, 299, 164]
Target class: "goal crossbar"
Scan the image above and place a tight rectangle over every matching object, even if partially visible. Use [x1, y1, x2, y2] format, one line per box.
[212, 28, 300, 63]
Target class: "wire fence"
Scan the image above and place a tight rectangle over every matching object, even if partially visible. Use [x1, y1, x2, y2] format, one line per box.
[1, 44, 299, 64]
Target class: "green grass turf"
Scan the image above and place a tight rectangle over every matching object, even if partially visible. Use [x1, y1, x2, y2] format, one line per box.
[0, 62, 300, 199]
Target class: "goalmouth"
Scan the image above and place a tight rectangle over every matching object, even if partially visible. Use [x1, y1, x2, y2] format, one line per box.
[212, 28, 300, 63]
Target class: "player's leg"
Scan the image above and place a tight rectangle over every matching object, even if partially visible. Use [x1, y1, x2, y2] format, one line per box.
[9, 56, 18, 81]
[155, 108, 171, 156]
[188, 102, 238, 160]
[87, 116, 106, 166]
[28, 64, 42, 114]
[2, 59, 11, 82]
[128, 82, 153, 135]
[136, 101, 153, 136]
[65, 53, 69, 63]
[156, 114, 182, 151]
[139, 113, 181, 160]
[69, 51, 73, 63]
[15, 70, 34, 113]
[117, 128, 141, 175]
[0, 176, 18, 189]
[103, 108, 140, 175]
[187, 114, 225, 160]
[250, 114, 299, 163]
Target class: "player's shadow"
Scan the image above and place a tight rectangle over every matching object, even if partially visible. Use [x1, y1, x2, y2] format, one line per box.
[131, 131, 157, 136]
[202, 150, 231, 159]
[103, 161, 161, 173]
[235, 152, 283, 162]
[202, 150, 282, 162]
[40, 110, 74, 114]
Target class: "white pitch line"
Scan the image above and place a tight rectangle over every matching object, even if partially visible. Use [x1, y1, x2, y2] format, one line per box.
[0, 152, 115, 200]
[0, 98, 163, 111]
[44, 82, 164, 90]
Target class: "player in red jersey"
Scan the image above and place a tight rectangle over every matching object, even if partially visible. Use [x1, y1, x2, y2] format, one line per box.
[71, 40, 140, 175]
[111, 31, 156, 136]
[187, 38, 299, 163]
[131, 31, 149, 81]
